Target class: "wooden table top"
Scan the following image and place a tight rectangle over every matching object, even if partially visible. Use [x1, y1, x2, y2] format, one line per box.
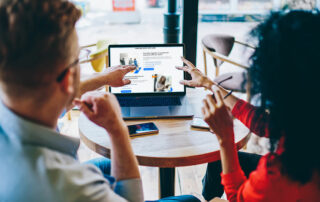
[79, 88, 250, 167]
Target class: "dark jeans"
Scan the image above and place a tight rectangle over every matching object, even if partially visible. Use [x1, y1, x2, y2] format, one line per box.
[86, 158, 200, 202]
[202, 152, 262, 201]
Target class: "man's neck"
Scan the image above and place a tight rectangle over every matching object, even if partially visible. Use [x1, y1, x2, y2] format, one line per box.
[1, 96, 62, 129]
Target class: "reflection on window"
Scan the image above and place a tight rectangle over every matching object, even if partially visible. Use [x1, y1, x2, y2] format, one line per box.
[199, 0, 273, 12]
[199, 0, 231, 11]
[238, 0, 272, 11]
[199, 0, 317, 13]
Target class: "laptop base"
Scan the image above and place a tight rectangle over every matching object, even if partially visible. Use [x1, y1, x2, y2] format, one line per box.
[120, 96, 193, 120]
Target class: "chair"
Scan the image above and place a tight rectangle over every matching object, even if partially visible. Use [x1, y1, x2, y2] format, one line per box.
[209, 197, 228, 202]
[80, 40, 110, 72]
[202, 34, 255, 102]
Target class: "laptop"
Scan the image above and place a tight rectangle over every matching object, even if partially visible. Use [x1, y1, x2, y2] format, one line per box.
[108, 44, 193, 119]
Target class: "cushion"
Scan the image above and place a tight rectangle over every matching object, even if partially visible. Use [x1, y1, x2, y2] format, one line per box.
[202, 34, 235, 55]
[213, 72, 247, 92]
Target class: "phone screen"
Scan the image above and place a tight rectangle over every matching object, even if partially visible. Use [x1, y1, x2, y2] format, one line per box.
[127, 122, 159, 136]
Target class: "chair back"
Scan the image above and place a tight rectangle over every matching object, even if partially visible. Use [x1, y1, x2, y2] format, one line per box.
[202, 34, 235, 66]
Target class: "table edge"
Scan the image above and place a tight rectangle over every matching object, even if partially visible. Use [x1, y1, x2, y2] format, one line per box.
[79, 129, 251, 168]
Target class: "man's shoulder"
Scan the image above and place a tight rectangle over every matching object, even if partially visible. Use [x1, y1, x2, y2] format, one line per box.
[0, 144, 122, 202]
[22, 145, 109, 185]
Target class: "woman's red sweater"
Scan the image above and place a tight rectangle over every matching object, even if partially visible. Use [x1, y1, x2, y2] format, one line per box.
[221, 99, 320, 202]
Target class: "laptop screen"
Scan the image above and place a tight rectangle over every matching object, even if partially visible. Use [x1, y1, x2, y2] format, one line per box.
[109, 44, 185, 94]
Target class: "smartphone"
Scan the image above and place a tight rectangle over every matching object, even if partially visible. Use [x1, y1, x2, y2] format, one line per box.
[127, 122, 159, 137]
[190, 117, 210, 129]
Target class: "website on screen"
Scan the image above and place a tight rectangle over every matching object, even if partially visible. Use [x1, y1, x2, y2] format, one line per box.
[109, 46, 184, 94]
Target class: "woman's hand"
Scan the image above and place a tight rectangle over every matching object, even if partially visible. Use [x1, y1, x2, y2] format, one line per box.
[176, 57, 215, 89]
[202, 88, 234, 145]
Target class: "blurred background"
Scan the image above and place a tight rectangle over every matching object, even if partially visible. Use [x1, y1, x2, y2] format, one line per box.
[72, 0, 318, 76]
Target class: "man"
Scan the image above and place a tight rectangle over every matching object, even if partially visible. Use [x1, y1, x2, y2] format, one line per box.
[0, 1, 199, 202]
[129, 58, 133, 65]
[120, 57, 126, 65]
[0, 0, 142, 201]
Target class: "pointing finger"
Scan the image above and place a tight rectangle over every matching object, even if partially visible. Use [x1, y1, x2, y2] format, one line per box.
[122, 66, 136, 73]
[122, 79, 131, 85]
[181, 57, 195, 69]
[176, 66, 192, 73]
[179, 80, 197, 87]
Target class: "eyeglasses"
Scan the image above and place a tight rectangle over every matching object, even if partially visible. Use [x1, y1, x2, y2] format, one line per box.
[56, 48, 91, 82]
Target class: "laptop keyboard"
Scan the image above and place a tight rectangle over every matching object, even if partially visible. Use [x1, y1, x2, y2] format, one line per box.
[117, 96, 181, 107]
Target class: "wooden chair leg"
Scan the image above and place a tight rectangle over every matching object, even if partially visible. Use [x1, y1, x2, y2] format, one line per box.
[210, 197, 229, 202]
[213, 58, 220, 77]
[242, 135, 249, 151]
[246, 91, 251, 103]
[67, 111, 72, 120]
[215, 66, 220, 77]
[246, 72, 251, 102]
[203, 49, 208, 76]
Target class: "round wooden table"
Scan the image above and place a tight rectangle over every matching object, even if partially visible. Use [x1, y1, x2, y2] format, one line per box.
[79, 88, 250, 198]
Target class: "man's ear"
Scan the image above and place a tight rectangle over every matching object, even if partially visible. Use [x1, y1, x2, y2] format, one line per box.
[59, 68, 75, 94]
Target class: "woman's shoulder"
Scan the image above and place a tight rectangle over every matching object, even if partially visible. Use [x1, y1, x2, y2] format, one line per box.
[243, 152, 320, 201]
[253, 153, 282, 180]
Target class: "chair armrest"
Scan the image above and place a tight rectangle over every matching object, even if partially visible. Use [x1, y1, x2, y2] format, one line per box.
[79, 50, 108, 64]
[209, 197, 229, 202]
[80, 43, 97, 49]
[235, 40, 256, 49]
[203, 45, 249, 69]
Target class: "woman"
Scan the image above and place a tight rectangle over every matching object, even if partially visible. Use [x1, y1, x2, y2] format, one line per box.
[156, 76, 170, 92]
[177, 10, 320, 202]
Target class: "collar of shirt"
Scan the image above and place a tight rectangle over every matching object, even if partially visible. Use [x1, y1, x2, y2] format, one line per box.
[0, 101, 80, 158]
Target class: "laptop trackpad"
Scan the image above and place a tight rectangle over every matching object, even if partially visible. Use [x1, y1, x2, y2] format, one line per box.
[122, 106, 170, 118]
[132, 106, 170, 117]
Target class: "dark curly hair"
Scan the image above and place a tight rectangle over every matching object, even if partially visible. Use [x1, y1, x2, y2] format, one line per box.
[0, 0, 81, 94]
[250, 10, 320, 183]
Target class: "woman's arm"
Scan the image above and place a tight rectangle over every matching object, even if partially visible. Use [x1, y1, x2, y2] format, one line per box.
[202, 91, 241, 173]
[177, 57, 239, 110]
[177, 57, 269, 138]
[203, 90, 282, 202]
[202, 90, 246, 202]
[232, 99, 270, 137]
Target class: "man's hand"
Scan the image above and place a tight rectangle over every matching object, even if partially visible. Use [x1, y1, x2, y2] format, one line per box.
[202, 89, 234, 145]
[74, 91, 126, 135]
[75, 91, 142, 183]
[105, 65, 136, 87]
[176, 57, 215, 89]
[78, 65, 136, 98]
